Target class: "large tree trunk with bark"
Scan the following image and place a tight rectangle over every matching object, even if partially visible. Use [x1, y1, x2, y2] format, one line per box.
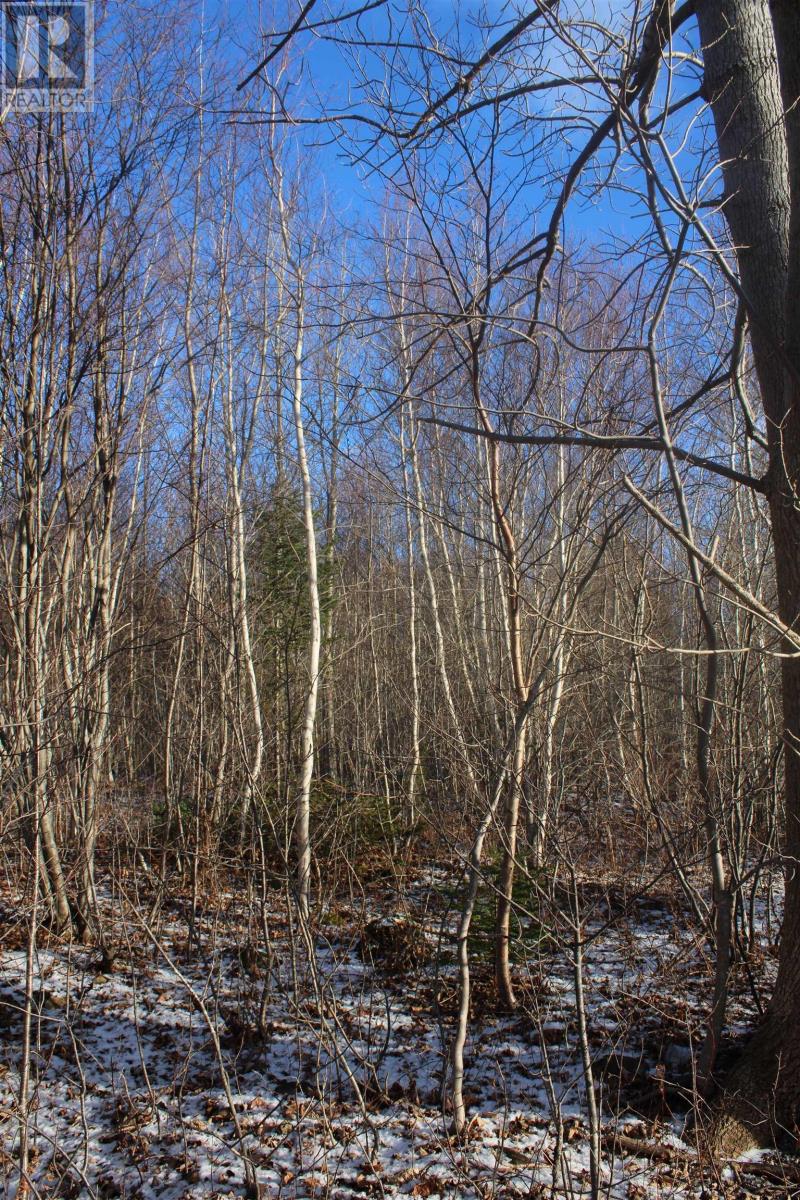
[696, 0, 800, 1155]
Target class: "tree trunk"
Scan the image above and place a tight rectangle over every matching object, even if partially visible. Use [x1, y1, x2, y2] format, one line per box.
[696, 0, 800, 1154]
[495, 719, 527, 1009]
[290, 274, 320, 922]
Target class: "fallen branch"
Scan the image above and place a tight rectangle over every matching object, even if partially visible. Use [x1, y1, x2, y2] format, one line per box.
[603, 1131, 680, 1163]
[604, 1131, 800, 1188]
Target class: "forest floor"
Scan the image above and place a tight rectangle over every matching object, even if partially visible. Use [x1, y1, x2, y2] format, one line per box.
[0, 857, 797, 1199]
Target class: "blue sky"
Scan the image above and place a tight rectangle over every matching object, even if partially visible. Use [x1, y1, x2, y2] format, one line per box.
[101, 0, 708, 284]
[212, 0, 704, 241]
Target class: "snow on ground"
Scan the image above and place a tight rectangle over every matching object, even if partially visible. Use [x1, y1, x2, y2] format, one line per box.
[0, 863, 792, 1198]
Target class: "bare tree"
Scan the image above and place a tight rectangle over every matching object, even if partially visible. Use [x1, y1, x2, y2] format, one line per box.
[237, 0, 800, 1154]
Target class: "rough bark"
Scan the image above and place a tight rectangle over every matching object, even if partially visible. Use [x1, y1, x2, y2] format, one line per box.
[696, 0, 800, 1155]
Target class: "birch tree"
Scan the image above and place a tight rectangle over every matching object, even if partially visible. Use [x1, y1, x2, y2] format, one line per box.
[239, 0, 800, 1152]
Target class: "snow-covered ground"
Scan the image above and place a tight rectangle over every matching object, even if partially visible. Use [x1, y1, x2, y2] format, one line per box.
[0, 864, 792, 1198]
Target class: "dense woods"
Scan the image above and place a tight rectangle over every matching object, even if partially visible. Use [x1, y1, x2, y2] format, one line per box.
[1, 1, 799, 1196]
